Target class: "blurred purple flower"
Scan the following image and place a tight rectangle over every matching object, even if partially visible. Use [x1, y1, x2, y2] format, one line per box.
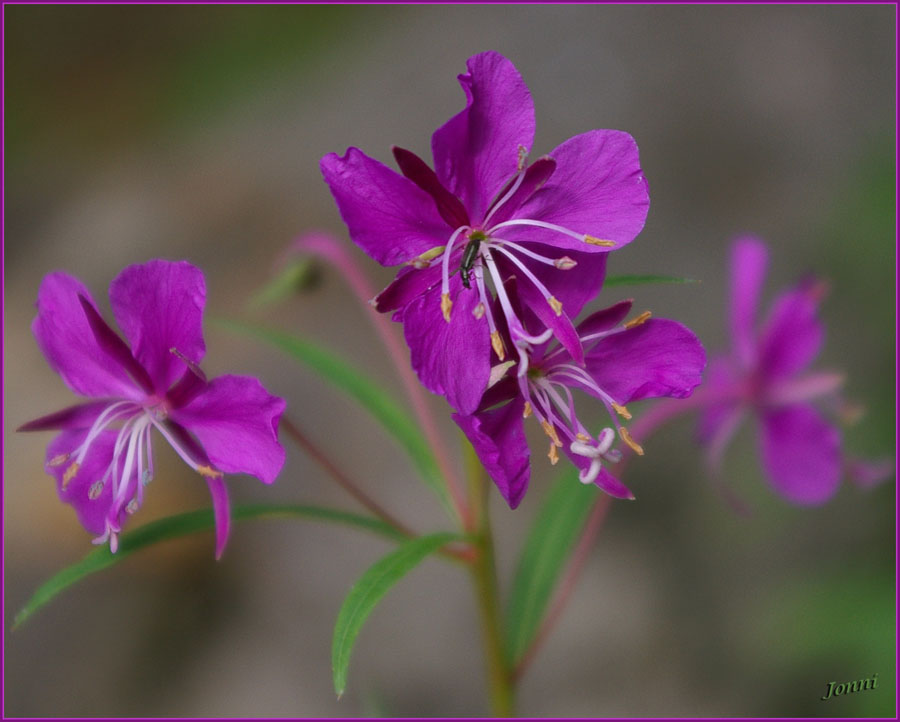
[698, 236, 891, 505]
[20, 260, 286, 557]
[321, 51, 649, 415]
[454, 301, 706, 507]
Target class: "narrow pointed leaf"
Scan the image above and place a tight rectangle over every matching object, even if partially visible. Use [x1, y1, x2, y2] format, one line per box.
[332, 532, 463, 697]
[247, 259, 319, 310]
[604, 274, 699, 287]
[216, 320, 452, 515]
[506, 470, 597, 664]
[14, 504, 404, 629]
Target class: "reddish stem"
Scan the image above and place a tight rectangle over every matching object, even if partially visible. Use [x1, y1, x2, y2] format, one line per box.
[288, 233, 472, 528]
[280, 415, 474, 564]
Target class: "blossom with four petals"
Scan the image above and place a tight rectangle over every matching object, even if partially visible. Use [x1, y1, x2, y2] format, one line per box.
[321, 51, 649, 415]
[698, 237, 855, 504]
[454, 298, 706, 508]
[20, 260, 287, 557]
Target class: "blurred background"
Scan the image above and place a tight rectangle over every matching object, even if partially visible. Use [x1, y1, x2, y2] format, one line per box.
[3, 4, 895, 717]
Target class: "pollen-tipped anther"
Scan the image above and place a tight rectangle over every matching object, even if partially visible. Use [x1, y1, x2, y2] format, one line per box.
[576, 432, 591, 443]
[491, 330, 506, 361]
[88, 480, 104, 500]
[540, 420, 562, 447]
[62, 462, 80, 489]
[619, 427, 644, 455]
[197, 464, 224, 479]
[548, 296, 563, 316]
[611, 401, 632, 420]
[624, 310, 652, 329]
[48, 453, 70, 467]
[472, 302, 485, 320]
[441, 293, 453, 322]
[523, 401, 532, 418]
[408, 245, 446, 269]
[584, 235, 616, 247]
[548, 443, 559, 465]
[554, 256, 577, 270]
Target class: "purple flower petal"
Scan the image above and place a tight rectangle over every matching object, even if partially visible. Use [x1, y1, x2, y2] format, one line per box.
[321, 148, 451, 267]
[205, 475, 231, 560]
[509, 130, 649, 252]
[846, 457, 895, 490]
[171, 375, 286, 483]
[696, 357, 743, 443]
[392, 146, 469, 228]
[512, 245, 609, 326]
[373, 263, 443, 314]
[46, 429, 132, 536]
[594, 467, 635, 500]
[399, 278, 491, 415]
[78, 295, 155, 395]
[511, 266, 584, 365]
[32, 272, 142, 400]
[485, 156, 556, 226]
[19, 400, 113, 432]
[757, 280, 824, 381]
[109, 260, 207, 394]
[585, 319, 706, 403]
[431, 51, 536, 222]
[729, 236, 768, 369]
[576, 299, 634, 340]
[759, 404, 841, 505]
[452, 397, 530, 508]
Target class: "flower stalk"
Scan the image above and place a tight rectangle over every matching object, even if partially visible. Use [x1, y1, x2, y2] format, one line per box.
[465, 444, 516, 717]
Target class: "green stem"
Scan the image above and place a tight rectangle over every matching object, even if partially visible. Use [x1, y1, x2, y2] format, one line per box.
[466, 446, 516, 717]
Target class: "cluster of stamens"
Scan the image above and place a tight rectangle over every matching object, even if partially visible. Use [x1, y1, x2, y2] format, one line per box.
[512, 309, 652, 485]
[408, 153, 618, 377]
[47, 374, 221, 552]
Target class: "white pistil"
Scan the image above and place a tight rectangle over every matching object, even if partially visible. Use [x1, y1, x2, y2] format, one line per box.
[569, 428, 618, 485]
[482, 168, 527, 228]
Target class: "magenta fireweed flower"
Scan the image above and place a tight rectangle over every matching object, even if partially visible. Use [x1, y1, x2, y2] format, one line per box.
[321, 51, 649, 415]
[698, 236, 863, 505]
[454, 301, 705, 507]
[19, 260, 286, 557]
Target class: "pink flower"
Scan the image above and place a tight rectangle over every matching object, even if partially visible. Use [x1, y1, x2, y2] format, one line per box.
[321, 51, 649, 414]
[698, 237, 892, 504]
[455, 301, 705, 507]
[20, 260, 286, 557]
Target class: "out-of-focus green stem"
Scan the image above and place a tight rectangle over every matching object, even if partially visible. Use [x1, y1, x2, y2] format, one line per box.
[465, 445, 515, 717]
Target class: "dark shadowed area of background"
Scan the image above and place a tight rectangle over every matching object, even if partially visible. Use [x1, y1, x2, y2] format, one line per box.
[4, 4, 895, 717]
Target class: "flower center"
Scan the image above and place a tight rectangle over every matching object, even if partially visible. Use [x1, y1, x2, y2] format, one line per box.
[51, 383, 221, 553]
[424, 160, 619, 377]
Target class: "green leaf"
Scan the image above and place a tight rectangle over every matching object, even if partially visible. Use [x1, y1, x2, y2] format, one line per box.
[332, 532, 463, 697]
[247, 259, 319, 310]
[14, 504, 404, 629]
[506, 471, 598, 664]
[216, 320, 453, 516]
[604, 274, 699, 287]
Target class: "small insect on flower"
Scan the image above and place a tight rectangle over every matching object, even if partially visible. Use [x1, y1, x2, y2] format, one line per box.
[459, 232, 486, 289]
[19, 260, 287, 557]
